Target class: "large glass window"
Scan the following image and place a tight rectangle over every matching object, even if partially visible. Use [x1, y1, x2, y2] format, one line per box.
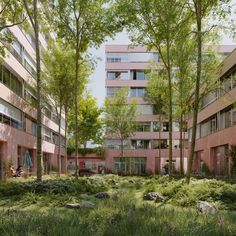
[130, 88, 146, 97]
[106, 53, 128, 63]
[114, 157, 146, 175]
[0, 99, 23, 130]
[135, 122, 151, 132]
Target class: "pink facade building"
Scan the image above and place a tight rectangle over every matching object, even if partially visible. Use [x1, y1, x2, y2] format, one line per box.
[104, 45, 189, 175]
[189, 47, 236, 176]
[0, 26, 66, 179]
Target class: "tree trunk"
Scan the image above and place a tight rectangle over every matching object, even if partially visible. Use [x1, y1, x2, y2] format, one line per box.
[57, 106, 62, 176]
[34, 0, 43, 182]
[74, 21, 79, 178]
[167, 39, 173, 178]
[186, 0, 202, 184]
[180, 113, 184, 175]
[64, 110, 68, 175]
[159, 115, 162, 174]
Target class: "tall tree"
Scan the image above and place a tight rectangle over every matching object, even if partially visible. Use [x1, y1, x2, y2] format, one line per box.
[146, 69, 168, 173]
[51, 0, 121, 177]
[22, 0, 46, 181]
[118, 0, 191, 177]
[43, 41, 75, 175]
[185, 0, 230, 183]
[104, 88, 137, 162]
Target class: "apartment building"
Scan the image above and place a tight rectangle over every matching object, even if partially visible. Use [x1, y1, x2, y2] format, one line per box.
[189, 47, 236, 176]
[105, 45, 189, 175]
[0, 26, 66, 179]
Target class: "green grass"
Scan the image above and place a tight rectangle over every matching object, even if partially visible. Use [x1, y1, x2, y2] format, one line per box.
[0, 175, 236, 236]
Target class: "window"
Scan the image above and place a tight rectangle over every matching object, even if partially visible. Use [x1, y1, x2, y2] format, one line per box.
[114, 157, 146, 175]
[153, 121, 161, 132]
[162, 122, 169, 132]
[31, 120, 37, 136]
[137, 105, 153, 115]
[130, 88, 146, 97]
[131, 140, 150, 149]
[107, 71, 129, 80]
[106, 87, 122, 97]
[135, 122, 151, 132]
[0, 99, 23, 130]
[106, 53, 128, 63]
[152, 139, 168, 149]
[2, 67, 11, 87]
[107, 72, 115, 80]
[128, 53, 151, 62]
[42, 127, 52, 142]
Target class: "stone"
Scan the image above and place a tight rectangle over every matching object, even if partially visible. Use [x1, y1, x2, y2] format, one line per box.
[143, 192, 164, 202]
[196, 201, 217, 214]
[95, 192, 110, 199]
[66, 203, 80, 209]
[80, 201, 95, 208]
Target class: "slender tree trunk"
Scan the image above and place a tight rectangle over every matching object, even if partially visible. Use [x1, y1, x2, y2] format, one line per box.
[186, 0, 202, 184]
[74, 21, 79, 178]
[167, 39, 173, 178]
[64, 111, 68, 175]
[57, 106, 62, 176]
[120, 138, 124, 175]
[180, 113, 184, 175]
[159, 115, 162, 174]
[33, 0, 43, 181]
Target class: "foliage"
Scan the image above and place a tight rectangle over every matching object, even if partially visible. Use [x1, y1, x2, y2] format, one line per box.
[104, 88, 137, 156]
[0, 0, 25, 59]
[230, 145, 236, 176]
[1, 176, 236, 235]
[68, 94, 104, 148]
[67, 146, 105, 157]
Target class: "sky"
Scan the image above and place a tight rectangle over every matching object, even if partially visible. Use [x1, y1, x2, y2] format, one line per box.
[87, 26, 236, 107]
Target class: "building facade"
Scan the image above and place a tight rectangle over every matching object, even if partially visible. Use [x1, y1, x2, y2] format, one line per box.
[189, 48, 236, 176]
[105, 45, 189, 175]
[0, 26, 66, 179]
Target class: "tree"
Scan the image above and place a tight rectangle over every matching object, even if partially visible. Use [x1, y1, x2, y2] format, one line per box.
[172, 24, 196, 175]
[43, 41, 75, 175]
[0, 0, 25, 59]
[185, 0, 230, 183]
[51, 0, 121, 177]
[118, 0, 191, 177]
[104, 88, 137, 162]
[146, 69, 168, 173]
[68, 94, 103, 149]
[22, 0, 46, 181]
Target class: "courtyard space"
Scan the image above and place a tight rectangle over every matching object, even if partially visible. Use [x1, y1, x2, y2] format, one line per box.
[0, 175, 236, 236]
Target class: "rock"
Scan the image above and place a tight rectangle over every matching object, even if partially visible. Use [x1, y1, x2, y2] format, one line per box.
[196, 201, 217, 214]
[66, 203, 80, 209]
[95, 192, 110, 199]
[80, 201, 95, 208]
[143, 192, 164, 202]
[89, 176, 105, 185]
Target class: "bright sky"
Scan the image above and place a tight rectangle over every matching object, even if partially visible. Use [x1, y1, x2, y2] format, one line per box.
[88, 23, 236, 107]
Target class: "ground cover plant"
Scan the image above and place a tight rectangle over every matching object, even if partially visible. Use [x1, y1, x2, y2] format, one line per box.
[0, 175, 236, 236]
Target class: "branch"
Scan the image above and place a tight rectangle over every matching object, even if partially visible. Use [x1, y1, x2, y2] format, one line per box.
[23, 0, 35, 31]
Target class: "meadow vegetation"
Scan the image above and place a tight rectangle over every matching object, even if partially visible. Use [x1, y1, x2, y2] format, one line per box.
[0, 175, 236, 236]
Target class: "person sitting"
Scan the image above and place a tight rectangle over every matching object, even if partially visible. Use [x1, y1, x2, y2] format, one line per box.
[13, 165, 23, 177]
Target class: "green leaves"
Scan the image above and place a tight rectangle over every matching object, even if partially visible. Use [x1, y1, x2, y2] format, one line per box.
[104, 88, 137, 141]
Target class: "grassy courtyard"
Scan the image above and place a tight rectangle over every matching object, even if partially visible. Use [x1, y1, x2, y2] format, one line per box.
[0, 175, 236, 236]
